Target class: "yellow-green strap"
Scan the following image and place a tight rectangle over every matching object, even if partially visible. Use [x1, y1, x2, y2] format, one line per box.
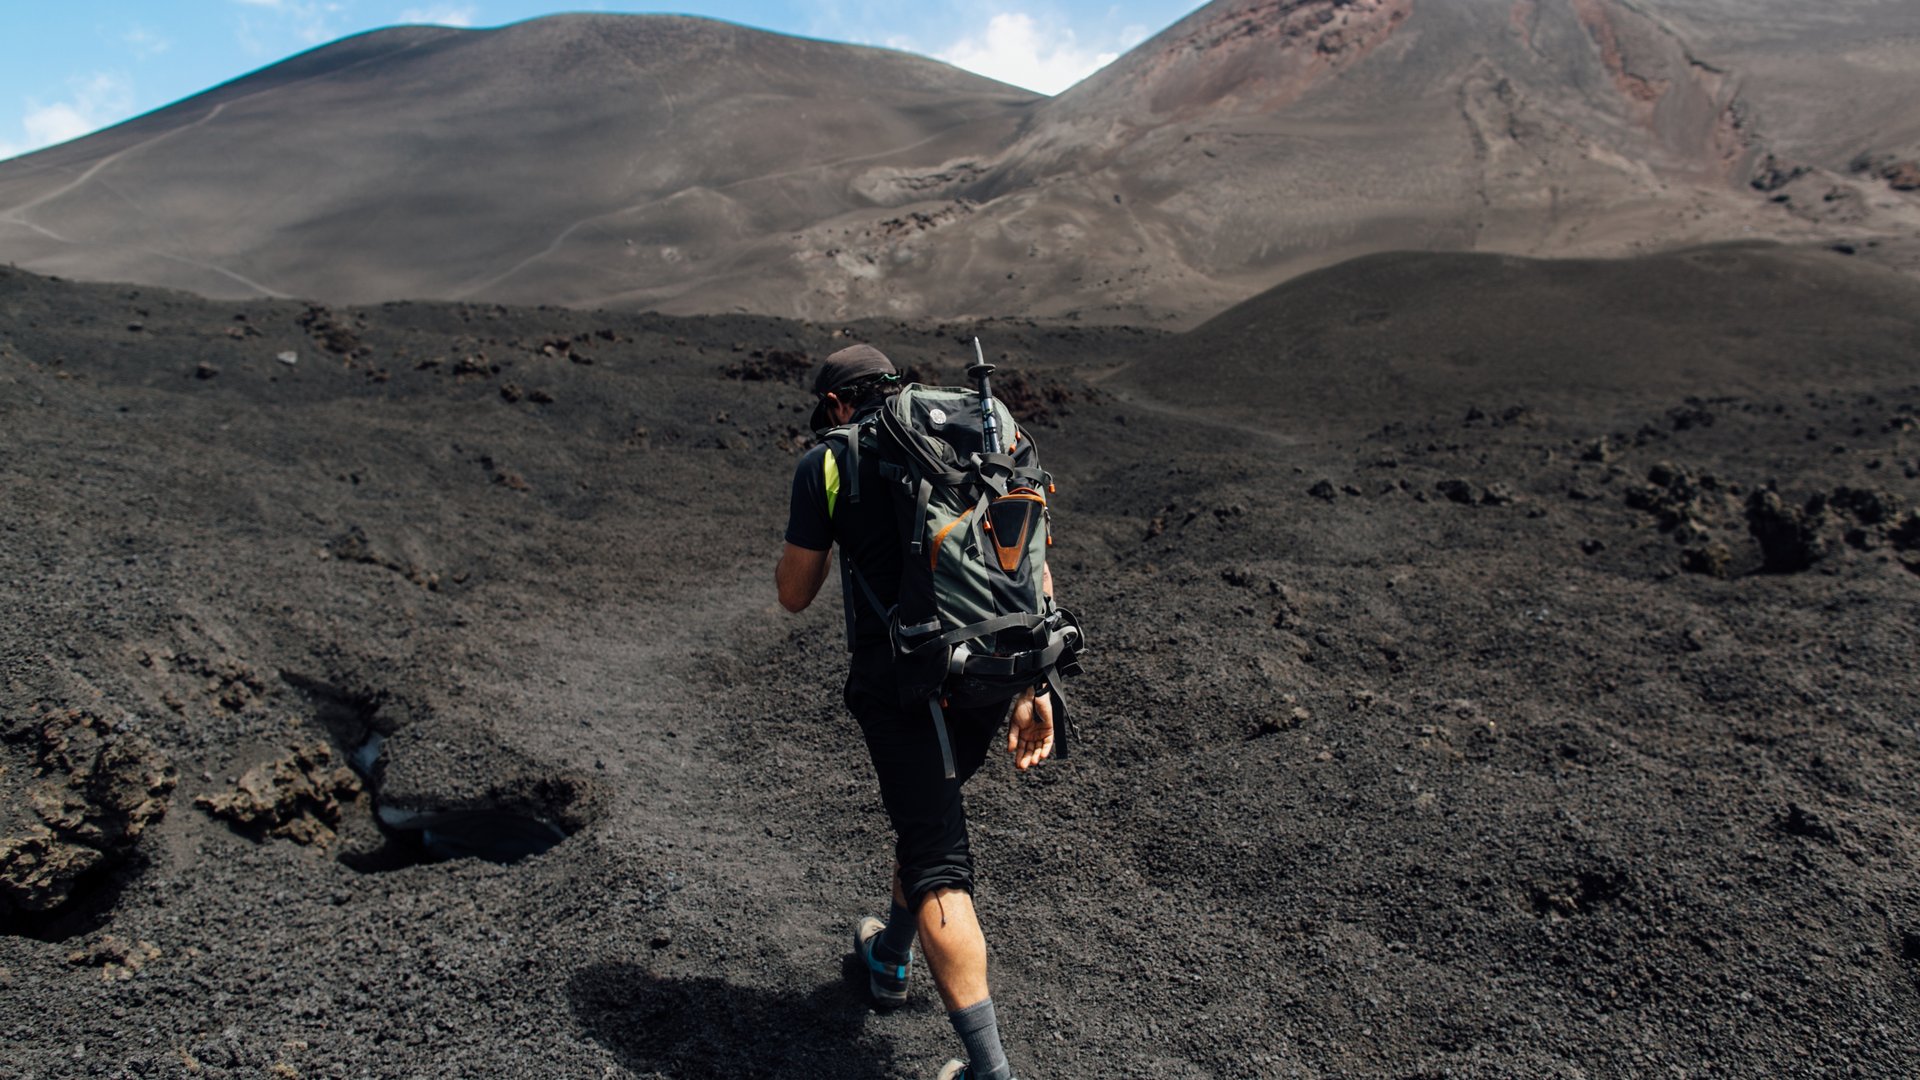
[823, 446, 841, 518]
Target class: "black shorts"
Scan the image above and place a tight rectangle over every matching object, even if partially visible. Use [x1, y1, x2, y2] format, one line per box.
[846, 684, 1008, 907]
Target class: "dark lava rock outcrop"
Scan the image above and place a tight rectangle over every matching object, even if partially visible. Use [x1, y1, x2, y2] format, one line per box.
[65, 934, 163, 982]
[1746, 487, 1831, 572]
[0, 708, 175, 923]
[194, 743, 362, 847]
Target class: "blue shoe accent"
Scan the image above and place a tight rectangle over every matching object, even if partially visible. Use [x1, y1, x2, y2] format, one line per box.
[854, 915, 910, 1007]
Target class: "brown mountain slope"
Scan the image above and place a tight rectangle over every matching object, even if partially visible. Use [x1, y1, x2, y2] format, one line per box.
[1, 3, 1917, 322]
[0, 16, 1039, 309]
[890, 0, 1920, 320]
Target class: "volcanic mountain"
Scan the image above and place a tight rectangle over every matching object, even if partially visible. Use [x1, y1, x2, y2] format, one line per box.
[0, 17, 1039, 314]
[1, 1, 1917, 322]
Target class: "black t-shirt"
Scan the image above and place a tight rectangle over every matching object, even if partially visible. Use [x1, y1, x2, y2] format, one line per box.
[786, 410, 905, 697]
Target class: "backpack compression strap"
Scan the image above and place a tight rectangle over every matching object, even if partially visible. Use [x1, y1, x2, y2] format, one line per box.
[927, 612, 1050, 650]
[1041, 670, 1073, 761]
[824, 423, 887, 651]
[928, 695, 959, 780]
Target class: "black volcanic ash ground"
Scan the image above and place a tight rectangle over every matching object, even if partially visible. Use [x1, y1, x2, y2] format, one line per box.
[2, 247, 1918, 1077]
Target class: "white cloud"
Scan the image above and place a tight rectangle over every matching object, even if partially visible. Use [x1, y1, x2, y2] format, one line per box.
[123, 27, 173, 58]
[937, 12, 1120, 95]
[24, 102, 103, 147]
[232, 0, 346, 50]
[398, 5, 478, 27]
[6, 73, 135, 157]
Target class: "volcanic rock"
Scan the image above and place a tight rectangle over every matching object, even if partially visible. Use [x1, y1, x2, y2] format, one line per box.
[1884, 161, 1920, 191]
[1681, 541, 1734, 577]
[723, 348, 811, 383]
[1890, 509, 1920, 550]
[1625, 461, 1727, 531]
[0, 708, 176, 920]
[1746, 488, 1830, 572]
[67, 935, 163, 981]
[1829, 485, 1898, 525]
[194, 743, 362, 847]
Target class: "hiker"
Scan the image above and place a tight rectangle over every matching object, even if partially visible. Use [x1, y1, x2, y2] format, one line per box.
[775, 343, 1063, 1080]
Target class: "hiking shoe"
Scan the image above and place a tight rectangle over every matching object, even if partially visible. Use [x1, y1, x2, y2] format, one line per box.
[937, 1062, 1017, 1080]
[854, 915, 910, 1008]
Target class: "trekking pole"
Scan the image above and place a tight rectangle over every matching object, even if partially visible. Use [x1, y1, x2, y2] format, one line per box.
[968, 337, 1000, 455]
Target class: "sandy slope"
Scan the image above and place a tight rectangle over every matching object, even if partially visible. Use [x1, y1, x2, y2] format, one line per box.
[2, 244, 1917, 1076]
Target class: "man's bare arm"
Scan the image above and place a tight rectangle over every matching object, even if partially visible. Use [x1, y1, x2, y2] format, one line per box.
[1007, 559, 1058, 769]
[776, 542, 833, 612]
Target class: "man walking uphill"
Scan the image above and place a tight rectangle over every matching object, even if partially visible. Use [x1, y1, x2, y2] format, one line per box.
[775, 343, 1059, 1080]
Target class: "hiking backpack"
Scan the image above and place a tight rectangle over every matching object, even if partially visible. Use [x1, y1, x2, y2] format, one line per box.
[823, 380, 1086, 778]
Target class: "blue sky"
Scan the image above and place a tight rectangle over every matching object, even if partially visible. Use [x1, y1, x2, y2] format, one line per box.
[0, 1, 1201, 162]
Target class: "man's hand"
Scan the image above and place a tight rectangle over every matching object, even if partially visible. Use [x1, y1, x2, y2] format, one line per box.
[1007, 686, 1055, 770]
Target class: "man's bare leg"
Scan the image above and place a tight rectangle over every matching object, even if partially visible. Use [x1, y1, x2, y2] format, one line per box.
[917, 885, 1011, 1078]
[916, 886, 989, 1010]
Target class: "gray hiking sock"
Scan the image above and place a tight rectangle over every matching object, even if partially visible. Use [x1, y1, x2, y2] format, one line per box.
[948, 997, 1012, 1080]
[874, 898, 916, 964]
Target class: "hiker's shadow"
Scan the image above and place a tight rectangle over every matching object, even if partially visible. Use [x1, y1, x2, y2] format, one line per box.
[568, 959, 910, 1079]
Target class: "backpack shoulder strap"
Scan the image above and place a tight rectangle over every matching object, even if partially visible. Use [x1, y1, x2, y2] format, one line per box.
[819, 419, 873, 515]
[842, 423, 863, 503]
[819, 420, 891, 651]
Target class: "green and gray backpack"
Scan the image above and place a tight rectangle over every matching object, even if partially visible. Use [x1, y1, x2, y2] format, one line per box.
[822, 380, 1086, 777]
